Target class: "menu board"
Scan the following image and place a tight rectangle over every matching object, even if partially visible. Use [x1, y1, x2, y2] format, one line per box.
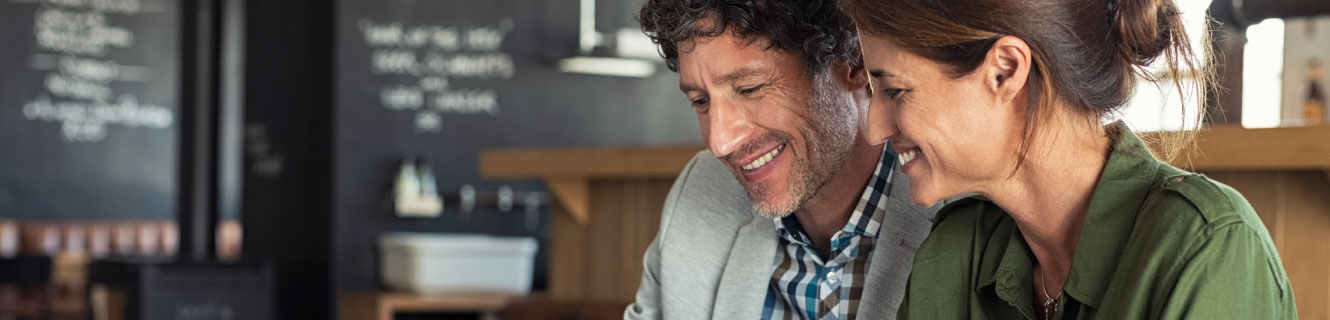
[0, 0, 179, 219]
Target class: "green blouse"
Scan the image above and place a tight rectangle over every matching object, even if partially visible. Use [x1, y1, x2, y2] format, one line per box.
[897, 123, 1297, 319]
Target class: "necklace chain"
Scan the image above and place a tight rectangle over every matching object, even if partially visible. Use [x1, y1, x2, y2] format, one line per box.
[1039, 266, 1062, 320]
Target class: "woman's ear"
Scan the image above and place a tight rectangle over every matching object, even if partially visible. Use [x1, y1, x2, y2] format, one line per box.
[983, 36, 1032, 104]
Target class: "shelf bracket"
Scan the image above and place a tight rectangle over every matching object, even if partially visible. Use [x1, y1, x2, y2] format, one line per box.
[544, 178, 590, 226]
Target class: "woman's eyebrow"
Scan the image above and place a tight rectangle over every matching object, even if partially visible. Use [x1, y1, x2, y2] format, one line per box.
[868, 69, 896, 79]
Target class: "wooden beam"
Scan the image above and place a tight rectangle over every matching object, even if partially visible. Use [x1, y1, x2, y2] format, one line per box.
[1176, 125, 1330, 171]
[545, 178, 590, 226]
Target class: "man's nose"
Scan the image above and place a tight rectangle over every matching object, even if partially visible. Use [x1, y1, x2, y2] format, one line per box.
[707, 99, 755, 159]
[864, 97, 898, 145]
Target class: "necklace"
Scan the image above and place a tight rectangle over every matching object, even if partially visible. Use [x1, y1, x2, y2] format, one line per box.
[1039, 266, 1062, 320]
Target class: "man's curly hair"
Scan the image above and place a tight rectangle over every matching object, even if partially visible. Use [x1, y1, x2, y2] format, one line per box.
[637, 0, 861, 73]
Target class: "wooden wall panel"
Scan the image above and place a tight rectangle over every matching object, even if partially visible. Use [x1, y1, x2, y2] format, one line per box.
[547, 179, 672, 304]
[1281, 172, 1330, 320]
[1206, 171, 1330, 320]
[587, 181, 625, 302]
[588, 179, 671, 303]
[549, 206, 588, 300]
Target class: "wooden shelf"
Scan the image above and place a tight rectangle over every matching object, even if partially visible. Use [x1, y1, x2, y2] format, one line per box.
[1183, 125, 1330, 171]
[478, 125, 1330, 181]
[478, 125, 1330, 176]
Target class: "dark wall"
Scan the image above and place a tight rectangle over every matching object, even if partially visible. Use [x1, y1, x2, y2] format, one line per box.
[237, 0, 336, 319]
[0, 0, 179, 220]
[332, 0, 701, 292]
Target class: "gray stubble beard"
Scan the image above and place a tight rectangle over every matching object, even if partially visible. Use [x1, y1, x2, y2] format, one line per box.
[750, 71, 859, 219]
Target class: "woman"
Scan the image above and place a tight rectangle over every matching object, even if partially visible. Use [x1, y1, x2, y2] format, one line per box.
[840, 0, 1297, 318]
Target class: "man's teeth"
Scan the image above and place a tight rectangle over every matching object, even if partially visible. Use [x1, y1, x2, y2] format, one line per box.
[741, 146, 783, 171]
[898, 149, 920, 165]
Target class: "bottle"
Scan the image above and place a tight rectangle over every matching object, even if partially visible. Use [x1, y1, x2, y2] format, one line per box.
[394, 158, 421, 210]
[1306, 58, 1325, 126]
[417, 159, 438, 198]
[416, 159, 445, 217]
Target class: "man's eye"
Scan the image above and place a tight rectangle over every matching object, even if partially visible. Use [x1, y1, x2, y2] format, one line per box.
[690, 97, 709, 109]
[738, 84, 765, 95]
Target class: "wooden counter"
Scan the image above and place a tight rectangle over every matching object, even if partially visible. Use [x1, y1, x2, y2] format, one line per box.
[339, 291, 524, 320]
[480, 125, 1330, 316]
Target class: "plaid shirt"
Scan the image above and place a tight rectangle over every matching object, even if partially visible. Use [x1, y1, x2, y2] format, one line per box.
[761, 146, 895, 320]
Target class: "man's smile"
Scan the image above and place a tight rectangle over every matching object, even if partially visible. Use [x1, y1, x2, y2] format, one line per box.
[740, 144, 784, 171]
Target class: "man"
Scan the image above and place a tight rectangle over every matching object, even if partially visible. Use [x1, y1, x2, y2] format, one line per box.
[625, 0, 940, 319]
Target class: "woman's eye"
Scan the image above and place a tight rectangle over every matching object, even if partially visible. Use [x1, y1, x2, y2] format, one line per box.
[881, 88, 908, 100]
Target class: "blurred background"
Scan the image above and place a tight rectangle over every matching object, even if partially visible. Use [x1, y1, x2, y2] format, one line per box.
[0, 0, 1326, 319]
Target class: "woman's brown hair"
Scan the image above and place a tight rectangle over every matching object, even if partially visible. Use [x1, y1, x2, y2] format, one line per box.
[841, 0, 1213, 164]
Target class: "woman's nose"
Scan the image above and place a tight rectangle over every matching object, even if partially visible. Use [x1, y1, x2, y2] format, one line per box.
[864, 97, 898, 145]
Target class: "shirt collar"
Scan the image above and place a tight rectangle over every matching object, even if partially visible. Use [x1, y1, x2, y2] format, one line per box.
[979, 121, 1164, 309]
[773, 143, 896, 245]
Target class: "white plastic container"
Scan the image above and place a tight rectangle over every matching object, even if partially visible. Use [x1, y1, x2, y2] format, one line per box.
[378, 232, 538, 294]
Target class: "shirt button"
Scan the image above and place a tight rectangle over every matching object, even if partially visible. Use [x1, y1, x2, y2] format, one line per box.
[1169, 176, 1187, 184]
[827, 271, 840, 283]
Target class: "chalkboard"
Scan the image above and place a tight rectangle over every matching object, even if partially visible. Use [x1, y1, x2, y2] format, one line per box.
[0, 0, 179, 220]
[332, 0, 703, 290]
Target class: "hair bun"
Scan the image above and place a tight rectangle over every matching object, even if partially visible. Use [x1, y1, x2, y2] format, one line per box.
[1111, 0, 1179, 67]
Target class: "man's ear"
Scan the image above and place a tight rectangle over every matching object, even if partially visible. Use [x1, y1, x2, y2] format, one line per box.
[836, 59, 870, 92]
[983, 36, 1032, 104]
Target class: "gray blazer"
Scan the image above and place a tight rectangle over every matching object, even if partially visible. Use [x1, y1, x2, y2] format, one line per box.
[624, 151, 938, 320]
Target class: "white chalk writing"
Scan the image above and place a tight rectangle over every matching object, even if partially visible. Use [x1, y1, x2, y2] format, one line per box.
[24, 93, 172, 142]
[357, 17, 515, 132]
[17, 0, 174, 143]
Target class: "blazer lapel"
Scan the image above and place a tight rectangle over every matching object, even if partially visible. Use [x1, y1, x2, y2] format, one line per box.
[712, 214, 779, 319]
[858, 166, 938, 318]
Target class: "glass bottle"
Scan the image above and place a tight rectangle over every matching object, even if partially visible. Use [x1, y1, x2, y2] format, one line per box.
[1305, 58, 1325, 126]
